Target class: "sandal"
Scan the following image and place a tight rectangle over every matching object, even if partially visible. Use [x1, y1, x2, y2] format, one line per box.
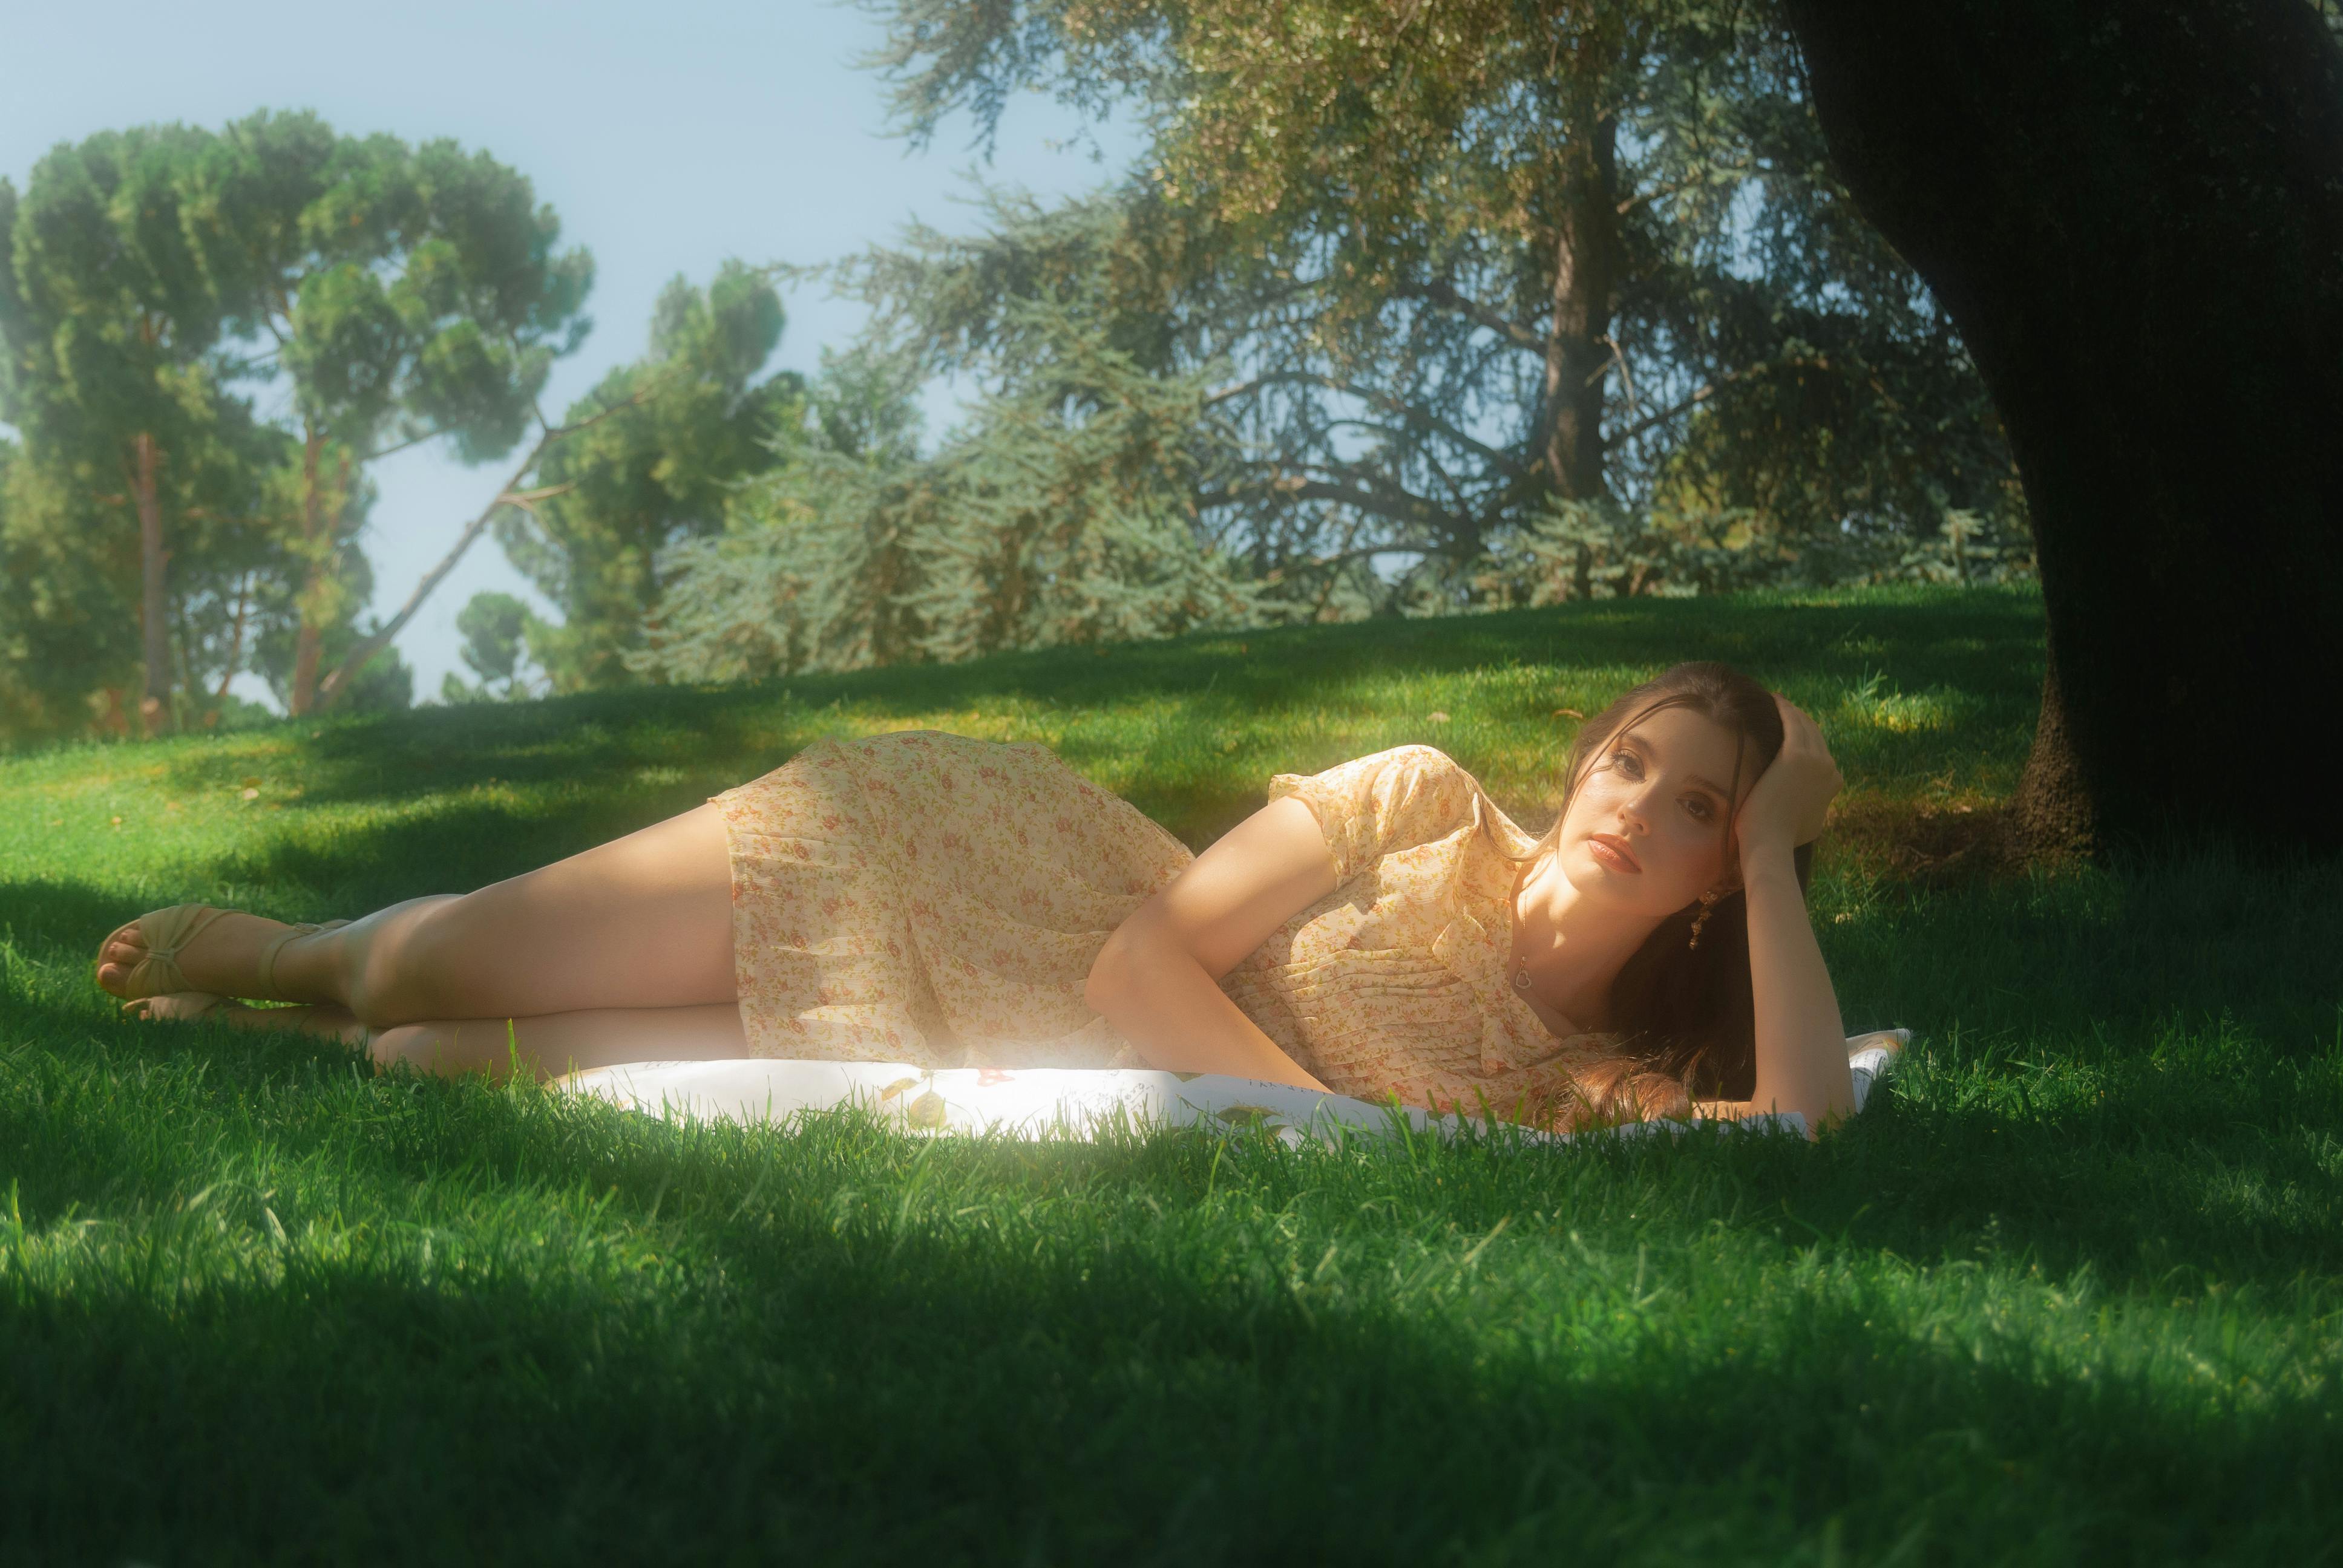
[95, 905, 350, 1002]
[122, 989, 375, 1048]
[120, 990, 231, 1022]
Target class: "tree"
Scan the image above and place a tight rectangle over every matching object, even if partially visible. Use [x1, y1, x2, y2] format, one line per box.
[631, 250, 1262, 683]
[0, 125, 264, 734]
[860, 0, 2020, 608]
[1777, 0, 2343, 857]
[490, 262, 800, 690]
[437, 589, 546, 704]
[186, 109, 593, 715]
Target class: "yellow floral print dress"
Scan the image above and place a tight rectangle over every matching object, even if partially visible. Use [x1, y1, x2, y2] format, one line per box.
[709, 731, 1615, 1123]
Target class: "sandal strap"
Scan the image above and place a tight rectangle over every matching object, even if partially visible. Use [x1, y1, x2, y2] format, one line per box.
[255, 918, 349, 1000]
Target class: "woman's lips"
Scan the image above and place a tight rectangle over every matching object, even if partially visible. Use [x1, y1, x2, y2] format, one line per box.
[1587, 833, 1642, 873]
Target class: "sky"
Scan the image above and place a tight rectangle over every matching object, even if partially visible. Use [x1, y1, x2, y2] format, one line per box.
[0, 0, 1140, 706]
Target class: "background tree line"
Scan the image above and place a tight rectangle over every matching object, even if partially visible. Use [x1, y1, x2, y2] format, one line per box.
[0, 113, 792, 740]
[631, 0, 2033, 685]
[2, 1, 2030, 744]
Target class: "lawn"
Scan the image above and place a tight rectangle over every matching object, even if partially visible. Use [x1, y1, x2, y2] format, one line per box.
[3, 584, 2338, 1564]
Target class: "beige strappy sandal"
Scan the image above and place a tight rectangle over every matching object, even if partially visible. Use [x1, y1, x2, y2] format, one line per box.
[120, 990, 232, 1022]
[94, 904, 351, 1002]
[122, 989, 376, 1048]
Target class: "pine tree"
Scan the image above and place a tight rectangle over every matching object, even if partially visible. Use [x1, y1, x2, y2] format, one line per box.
[854, 0, 2022, 606]
[490, 263, 799, 690]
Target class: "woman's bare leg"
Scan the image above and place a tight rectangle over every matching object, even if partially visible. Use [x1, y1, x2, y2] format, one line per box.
[98, 803, 737, 1028]
[130, 994, 750, 1082]
[370, 1002, 750, 1082]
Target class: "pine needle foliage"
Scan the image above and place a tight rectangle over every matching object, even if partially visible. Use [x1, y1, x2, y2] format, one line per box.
[634, 199, 1263, 681]
[852, 0, 2029, 612]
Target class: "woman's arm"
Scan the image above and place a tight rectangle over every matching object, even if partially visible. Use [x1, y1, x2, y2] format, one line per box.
[1084, 795, 1340, 1090]
[1714, 841, 1855, 1130]
[1695, 696, 1855, 1135]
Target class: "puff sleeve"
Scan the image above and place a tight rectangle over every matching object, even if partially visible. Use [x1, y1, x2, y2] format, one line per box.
[1266, 745, 1489, 886]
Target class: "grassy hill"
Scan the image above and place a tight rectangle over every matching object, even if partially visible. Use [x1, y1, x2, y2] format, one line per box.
[3, 585, 2338, 1562]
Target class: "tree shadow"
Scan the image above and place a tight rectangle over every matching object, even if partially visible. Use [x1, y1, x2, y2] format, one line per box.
[1821, 849, 2343, 1055]
[3, 920, 2337, 1563]
[1, 1164, 2329, 1565]
[0, 877, 144, 964]
[3, 936, 2336, 1316]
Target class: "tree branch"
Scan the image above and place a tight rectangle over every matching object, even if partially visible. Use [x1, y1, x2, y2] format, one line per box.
[1262, 537, 1446, 587]
[1407, 279, 1547, 354]
[1615, 169, 1732, 217]
[1204, 369, 1525, 474]
[309, 371, 677, 710]
[1201, 468, 1464, 537]
[360, 425, 451, 465]
[310, 431, 558, 712]
[549, 381, 662, 437]
[1608, 353, 1836, 444]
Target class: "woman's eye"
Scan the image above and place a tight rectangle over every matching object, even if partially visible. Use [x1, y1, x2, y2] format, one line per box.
[1611, 750, 1643, 779]
[1683, 797, 1713, 822]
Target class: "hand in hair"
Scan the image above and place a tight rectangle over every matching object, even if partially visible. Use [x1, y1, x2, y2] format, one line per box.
[1733, 694, 1841, 866]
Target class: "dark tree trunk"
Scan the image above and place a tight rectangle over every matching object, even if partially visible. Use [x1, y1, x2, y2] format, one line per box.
[211, 570, 251, 724]
[1540, 87, 1619, 508]
[1778, 0, 2343, 857]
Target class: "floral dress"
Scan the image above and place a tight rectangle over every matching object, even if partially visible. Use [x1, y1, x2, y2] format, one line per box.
[709, 731, 1615, 1123]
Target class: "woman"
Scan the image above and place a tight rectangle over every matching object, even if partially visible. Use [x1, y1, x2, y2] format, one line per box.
[94, 661, 1858, 1132]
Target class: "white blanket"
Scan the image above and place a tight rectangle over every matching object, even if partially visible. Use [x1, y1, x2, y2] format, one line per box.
[557, 1029, 1909, 1146]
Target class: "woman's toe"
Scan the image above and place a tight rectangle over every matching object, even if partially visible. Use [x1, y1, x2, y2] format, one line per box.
[96, 931, 151, 993]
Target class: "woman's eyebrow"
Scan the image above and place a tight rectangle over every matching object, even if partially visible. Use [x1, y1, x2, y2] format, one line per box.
[1619, 733, 1729, 796]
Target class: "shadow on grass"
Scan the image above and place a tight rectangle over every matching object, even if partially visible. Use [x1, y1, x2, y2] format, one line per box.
[0, 876, 142, 964]
[1822, 848, 2343, 1057]
[3, 939, 2338, 1561]
[4, 939, 2338, 1304]
[1, 1160, 2332, 1566]
[8, 818, 2343, 1310]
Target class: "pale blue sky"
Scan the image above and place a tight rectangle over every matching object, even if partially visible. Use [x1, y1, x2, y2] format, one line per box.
[0, 0, 1138, 704]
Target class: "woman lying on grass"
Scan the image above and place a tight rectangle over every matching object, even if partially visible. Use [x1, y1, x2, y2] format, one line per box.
[94, 661, 1859, 1134]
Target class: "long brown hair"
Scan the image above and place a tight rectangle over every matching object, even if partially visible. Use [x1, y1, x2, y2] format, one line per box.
[1496, 662, 1815, 1123]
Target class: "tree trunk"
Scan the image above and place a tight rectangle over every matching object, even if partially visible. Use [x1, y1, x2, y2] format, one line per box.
[287, 431, 326, 716]
[1778, 0, 2343, 857]
[1539, 80, 1619, 510]
[210, 570, 252, 726]
[129, 431, 171, 738]
[287, 430, 341, 717]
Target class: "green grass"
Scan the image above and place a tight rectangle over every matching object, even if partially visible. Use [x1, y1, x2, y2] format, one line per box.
[4, 584, 2339, 1564]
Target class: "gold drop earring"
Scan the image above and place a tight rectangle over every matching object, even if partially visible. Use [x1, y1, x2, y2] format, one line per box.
[1686, 889, 1721, 951]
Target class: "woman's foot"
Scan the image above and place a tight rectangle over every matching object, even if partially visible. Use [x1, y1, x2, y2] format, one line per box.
[123, 990, 370, 1047]
[97, 909, 329, 1004]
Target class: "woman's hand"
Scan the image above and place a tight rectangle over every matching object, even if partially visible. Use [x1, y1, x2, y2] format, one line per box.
[1723, 694, 1855, 1135]
[1734, 694, 1842, 869]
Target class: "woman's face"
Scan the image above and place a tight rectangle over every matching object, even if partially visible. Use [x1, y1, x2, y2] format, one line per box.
[1554, 705, 1755, 918]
